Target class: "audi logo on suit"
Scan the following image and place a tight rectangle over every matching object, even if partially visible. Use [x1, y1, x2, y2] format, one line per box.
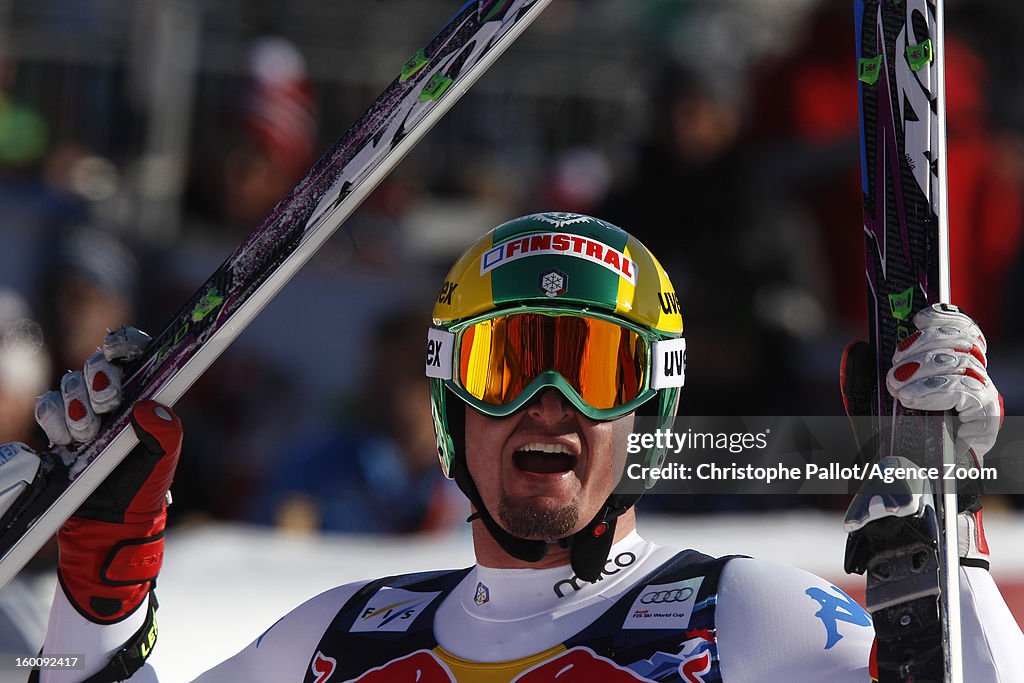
[639, 588, 695, 604]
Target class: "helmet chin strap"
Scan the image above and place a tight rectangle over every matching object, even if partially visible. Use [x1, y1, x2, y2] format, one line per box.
[453, 458, 547, 563]
[561, 496, 637, 582]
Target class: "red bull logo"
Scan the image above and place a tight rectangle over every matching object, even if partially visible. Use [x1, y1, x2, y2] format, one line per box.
[311, 651, 337, 683]
[514, 647, 647, 682]
[344, 646, 653, 682]
[349, 650, 454, 682]
[676, 634, 714, 683]
[679, 652, 711, 683]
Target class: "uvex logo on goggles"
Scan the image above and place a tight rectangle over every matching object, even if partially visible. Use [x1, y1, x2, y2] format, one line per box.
[426, 314, 685, 414]
[479, 233, 638, 284]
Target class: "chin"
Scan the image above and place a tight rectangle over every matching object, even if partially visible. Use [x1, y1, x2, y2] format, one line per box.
[497, 496, 582, 540]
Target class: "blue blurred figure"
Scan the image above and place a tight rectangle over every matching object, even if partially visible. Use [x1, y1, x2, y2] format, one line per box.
[251, 310, 465, 534]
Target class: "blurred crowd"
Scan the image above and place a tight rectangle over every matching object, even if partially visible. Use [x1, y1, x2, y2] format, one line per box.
[1, 0, 1023, 549]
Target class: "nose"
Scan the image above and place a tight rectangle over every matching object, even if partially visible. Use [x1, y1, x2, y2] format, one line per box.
[525, 388, 574, 425]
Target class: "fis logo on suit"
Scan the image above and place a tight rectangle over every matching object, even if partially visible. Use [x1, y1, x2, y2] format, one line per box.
[349, 587, 442, 633]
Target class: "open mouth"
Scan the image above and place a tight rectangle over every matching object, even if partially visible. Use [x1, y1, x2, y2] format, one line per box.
[513, 442, 577, 474]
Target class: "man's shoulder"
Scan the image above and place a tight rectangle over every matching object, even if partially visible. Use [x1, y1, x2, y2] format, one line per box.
[717, 556, 871, 631]
[194, 580, 380, 681]
[273, 565, 473, 626]
[253, 580, 373, 649]
[719, 556, 834, 586]
[713, 558, 873, 682]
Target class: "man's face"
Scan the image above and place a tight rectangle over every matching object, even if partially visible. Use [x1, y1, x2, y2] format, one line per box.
[464, 389, 634, 541]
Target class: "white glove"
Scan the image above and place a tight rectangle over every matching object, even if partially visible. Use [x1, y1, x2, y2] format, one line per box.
[34, 327, 151, 446]
[886, 303, 1002, 466]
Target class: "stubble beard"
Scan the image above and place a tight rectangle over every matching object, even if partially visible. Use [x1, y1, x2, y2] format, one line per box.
[497, 496, 580, 540]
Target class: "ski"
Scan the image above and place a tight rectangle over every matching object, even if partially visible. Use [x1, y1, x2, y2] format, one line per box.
[843, 1, 961, 682]
[0, 0, 553, 590]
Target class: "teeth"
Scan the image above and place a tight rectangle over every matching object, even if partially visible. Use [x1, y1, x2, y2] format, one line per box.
[520, 442, 571, 454]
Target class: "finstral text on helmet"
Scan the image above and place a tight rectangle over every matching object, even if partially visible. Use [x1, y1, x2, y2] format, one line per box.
[480, 232, 637, 284]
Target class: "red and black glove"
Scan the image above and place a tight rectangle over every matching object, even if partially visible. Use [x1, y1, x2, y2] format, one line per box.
[57, 400, 182, 623]
[35, 328, 183, 623]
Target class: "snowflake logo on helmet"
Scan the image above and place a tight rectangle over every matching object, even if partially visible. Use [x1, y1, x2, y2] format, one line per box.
[540, 269, 568, 298]
[536, 212, 592, 228]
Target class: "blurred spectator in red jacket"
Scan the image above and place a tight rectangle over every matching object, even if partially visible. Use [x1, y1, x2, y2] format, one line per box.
[750, 3, 1023, 338]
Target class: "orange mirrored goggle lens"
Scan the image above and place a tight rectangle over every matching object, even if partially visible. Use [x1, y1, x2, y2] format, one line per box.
[457, 314, 647, 410]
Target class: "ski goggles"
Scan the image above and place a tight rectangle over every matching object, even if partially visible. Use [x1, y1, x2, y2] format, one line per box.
[426, 310, 686, 420]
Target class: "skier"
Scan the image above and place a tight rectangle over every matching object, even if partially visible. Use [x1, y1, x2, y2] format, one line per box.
[17, 213, 1023, 681]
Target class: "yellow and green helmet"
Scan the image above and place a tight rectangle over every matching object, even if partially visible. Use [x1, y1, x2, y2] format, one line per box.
[426, 212, 686, 478]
